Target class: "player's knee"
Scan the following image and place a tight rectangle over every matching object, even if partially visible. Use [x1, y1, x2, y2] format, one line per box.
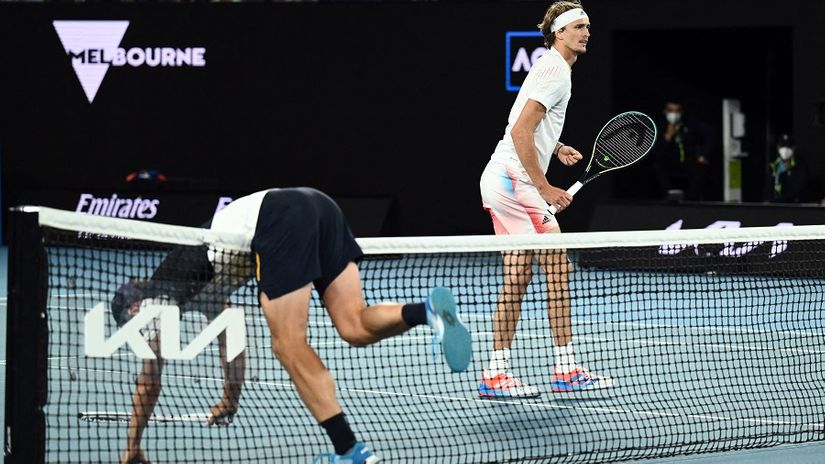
[337, 326, 370, 348]
[505, 265, 533, 285]
[270, 336, 308, 364]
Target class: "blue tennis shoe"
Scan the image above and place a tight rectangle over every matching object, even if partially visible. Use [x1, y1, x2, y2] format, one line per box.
[426, 287, 472, 373]
[312, 442, 381, 464]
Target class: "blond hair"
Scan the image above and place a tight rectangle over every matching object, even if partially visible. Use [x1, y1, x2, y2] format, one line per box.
[537, 1, 584, 48]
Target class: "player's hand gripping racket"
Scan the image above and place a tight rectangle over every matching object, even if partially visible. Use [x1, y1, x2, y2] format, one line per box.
[548, 111, 657, 214]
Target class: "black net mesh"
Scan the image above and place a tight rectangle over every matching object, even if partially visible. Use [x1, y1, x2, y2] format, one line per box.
[33, 222, 825, 463]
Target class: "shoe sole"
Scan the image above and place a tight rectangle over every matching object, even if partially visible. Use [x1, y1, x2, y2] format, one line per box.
[478, 385, 542, 398]
[430, 287, 472, 372]
[551, 376, 616, 393]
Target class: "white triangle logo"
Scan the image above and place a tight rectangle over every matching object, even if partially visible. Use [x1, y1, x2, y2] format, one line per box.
[53, 20, 129, 103]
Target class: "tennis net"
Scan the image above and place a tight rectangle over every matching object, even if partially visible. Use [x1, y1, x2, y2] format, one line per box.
[5, 206, 825, 463]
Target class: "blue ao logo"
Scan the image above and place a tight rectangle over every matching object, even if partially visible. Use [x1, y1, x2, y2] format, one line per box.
[504, 31, 547, 92]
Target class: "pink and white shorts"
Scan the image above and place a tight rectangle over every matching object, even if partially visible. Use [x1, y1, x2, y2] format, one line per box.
[480, 162, 559, 235]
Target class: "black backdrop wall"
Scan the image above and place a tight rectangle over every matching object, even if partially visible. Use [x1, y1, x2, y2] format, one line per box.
[1, 1, 823, 237]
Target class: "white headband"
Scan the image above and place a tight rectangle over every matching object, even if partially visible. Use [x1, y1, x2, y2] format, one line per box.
[550, 8, 589, 32]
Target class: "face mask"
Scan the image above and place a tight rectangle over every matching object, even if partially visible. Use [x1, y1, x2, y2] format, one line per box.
[778, 147, 793, 160]
[665, 112, 681, 124]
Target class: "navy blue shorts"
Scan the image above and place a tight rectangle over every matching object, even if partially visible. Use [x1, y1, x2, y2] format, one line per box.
[252, 188, 363, 299]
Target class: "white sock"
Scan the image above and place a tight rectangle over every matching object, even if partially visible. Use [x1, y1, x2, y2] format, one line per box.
[553, 343, 576, 373]
[486, 349, 510, 376]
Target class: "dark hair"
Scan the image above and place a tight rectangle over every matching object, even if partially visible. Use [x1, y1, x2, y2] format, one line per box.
[777, 133, 794, 147]
[110, 280, 144, 326]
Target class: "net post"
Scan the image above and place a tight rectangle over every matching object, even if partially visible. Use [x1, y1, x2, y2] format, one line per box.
[4, 208, 47, 464]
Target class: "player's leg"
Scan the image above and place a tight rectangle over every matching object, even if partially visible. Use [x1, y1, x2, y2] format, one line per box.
[260, 282, 382, 463]
[251, 190, 381, 463]
[478, 247, 542, 398]
[304, 185, 470, 373]
[259, 285, 381, 462]
[493, 249, 534, 350]
[260, 285, 340, 421]
[478, 163, 543, 397]
[535, 235, 574, 371]
[321, 262, 409, 345]
[321, 262, 471, 373]
[317, 262, 469, 463]
[535, 225, 572, 347]
[536, 229, 614, 392]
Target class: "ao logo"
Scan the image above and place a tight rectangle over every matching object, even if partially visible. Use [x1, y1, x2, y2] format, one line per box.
[505, 31, 547, 92]
[511, 46, 547, 73]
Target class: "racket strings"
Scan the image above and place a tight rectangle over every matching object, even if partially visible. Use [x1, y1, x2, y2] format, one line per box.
[594, 114, 656, 170]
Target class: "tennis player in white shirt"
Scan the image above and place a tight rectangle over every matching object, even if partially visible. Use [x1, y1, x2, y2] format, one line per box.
[478, 1, 613, 397]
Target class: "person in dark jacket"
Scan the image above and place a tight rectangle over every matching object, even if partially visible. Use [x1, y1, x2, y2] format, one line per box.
[764, 134, 807, 203]
[654, 100, 712, 201]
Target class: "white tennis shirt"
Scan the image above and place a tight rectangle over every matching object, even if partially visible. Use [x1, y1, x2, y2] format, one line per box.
[489, 46, 572, 180]
[206, 189, 272, 270]
[210, 189, 271, 236]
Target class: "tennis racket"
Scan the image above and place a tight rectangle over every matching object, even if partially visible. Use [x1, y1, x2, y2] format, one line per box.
[78, 411, 231, 425]
[548, 111, 657, 214]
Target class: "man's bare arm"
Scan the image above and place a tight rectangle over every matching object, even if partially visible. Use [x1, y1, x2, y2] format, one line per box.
[511, 99, 573, 210]
[121, 337, 163, 464]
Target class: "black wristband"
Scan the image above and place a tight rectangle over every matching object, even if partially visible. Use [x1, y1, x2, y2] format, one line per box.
[554, 144, 564, 156]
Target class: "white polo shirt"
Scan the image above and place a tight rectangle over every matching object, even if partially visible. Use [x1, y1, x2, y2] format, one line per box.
[489, 46, 572, 180]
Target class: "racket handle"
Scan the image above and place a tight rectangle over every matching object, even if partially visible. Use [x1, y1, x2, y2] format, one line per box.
[548, 181, 584, 215]
[567, 181, 583, 196]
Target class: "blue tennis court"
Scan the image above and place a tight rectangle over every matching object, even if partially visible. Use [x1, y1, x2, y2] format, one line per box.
[5, 242, 825, 463]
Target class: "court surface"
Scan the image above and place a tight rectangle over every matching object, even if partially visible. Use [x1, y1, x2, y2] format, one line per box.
[2, 247, 825, 463]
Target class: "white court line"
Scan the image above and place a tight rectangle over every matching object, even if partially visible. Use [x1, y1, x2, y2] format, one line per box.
[46, 364, 825, 431]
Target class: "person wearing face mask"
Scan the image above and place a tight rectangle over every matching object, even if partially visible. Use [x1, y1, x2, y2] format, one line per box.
[654, 100, 711, 201]
[763, 134, 807, 203]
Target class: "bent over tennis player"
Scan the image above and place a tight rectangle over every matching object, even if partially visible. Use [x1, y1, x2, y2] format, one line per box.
[478, 1, 612, 398]
[111, 187, 472, 464]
